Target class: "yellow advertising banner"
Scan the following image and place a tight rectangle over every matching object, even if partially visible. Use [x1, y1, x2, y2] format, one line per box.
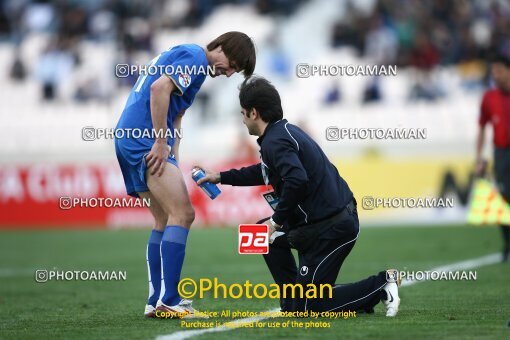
[332, 155, 472, 221]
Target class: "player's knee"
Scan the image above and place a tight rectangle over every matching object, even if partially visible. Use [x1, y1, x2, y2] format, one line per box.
[182, 206, 195, 227]
[169, 206, 195, 228]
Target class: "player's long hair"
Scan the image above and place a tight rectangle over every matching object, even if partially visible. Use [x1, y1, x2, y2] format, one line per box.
[207, 31, 256, 77]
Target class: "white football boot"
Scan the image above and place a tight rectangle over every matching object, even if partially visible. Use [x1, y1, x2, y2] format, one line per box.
[382, 269, 401, 317]
[144, 304, 156, 318]
[155, 299, 208, 319]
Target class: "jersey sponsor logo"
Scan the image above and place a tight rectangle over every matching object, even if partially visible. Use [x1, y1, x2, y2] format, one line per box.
[238, 224, 269, 254]
[178, 73, 191, 88]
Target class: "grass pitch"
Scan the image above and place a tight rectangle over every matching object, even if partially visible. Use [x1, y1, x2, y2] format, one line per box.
[0, 225, 508, 339]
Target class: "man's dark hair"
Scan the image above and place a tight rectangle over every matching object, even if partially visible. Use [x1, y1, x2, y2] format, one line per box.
[207, 31, 256, 77]
[239, 76, 283, 123]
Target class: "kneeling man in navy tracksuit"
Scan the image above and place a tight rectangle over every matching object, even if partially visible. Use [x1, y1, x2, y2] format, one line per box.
[196, 76, 401, 316]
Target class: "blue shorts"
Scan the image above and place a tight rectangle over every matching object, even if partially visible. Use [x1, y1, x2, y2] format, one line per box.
[115, 138, 178, 197]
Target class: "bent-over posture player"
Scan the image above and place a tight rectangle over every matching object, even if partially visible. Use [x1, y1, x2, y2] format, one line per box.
[115, 32, 256, 317]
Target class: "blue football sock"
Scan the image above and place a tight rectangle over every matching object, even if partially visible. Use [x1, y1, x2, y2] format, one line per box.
[146, 230, 163, 307]
[161, 225, 189, 306]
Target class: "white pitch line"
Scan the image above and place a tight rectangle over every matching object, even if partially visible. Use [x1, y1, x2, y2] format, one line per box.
[157, 253, 502, 340]
[156, 308, 280, 340]
[0, 268, 34, 277]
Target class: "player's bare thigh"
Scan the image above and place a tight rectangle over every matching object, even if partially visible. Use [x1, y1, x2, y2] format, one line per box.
[145, 163, 195, 229]
[138, 191, 168, 232]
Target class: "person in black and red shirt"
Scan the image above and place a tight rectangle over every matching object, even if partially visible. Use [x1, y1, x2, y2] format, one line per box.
[475, 53, 510, 262]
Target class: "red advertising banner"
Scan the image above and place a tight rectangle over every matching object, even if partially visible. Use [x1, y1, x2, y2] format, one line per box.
[0, 162, 272, 229]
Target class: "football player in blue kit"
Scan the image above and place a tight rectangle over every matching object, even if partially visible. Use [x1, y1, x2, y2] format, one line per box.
[114, 32, 256, 318]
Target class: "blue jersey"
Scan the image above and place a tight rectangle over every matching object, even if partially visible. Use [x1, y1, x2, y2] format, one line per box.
[116, 44, 208, 148]
[114, 44, 208, 197]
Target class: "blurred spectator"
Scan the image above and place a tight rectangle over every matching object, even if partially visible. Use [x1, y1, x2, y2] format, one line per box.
[0, 4, 10, 36]
[362, 14, 397, 103]
[1, 0, 27, 39]
[36, 37, 74, 101]
[55, 2, 88, 38]
[9, 48, 26, 81]
[331, 1, 366, 52]
[74, 75, 113, 104]
[265, 33, 291, 79]
[363, 14, 397, 65]
[256, 0, 306, 16]
[323, 82, 341, 106]
[363, 77, 382, 103]
[408, 31, 443, 101]
[22, 1, 55, 33]
[118, 17, 153, 52]
[74, 78, 99, 102]
[181, 0, 214, 28]
[88, 7, 116, 41]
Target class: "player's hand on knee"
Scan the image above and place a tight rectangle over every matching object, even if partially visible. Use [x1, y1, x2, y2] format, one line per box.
[192, 165, 221, 184]
[147, 140, 170, 176]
